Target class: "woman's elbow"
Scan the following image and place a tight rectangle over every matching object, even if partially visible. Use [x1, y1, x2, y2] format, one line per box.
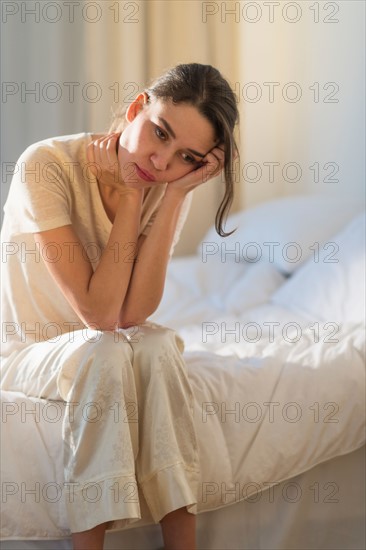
[80, 307, 121, 332]
[118, 297, 162, 329]
[118, 315, 148, 330]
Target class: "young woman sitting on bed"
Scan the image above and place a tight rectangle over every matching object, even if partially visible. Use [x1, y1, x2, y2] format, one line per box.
[0, 63, 239, 550]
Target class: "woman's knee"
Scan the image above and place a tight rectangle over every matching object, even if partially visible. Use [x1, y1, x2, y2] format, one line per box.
[127, 324, 186, 391]
[130, 323, 184, 360]
[57, 330, 134, 400]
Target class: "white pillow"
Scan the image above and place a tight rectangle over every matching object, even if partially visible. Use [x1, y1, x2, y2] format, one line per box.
[198, 195, 363, 274]
[271, 212, 366, 323]
[224, 262, 285, 314]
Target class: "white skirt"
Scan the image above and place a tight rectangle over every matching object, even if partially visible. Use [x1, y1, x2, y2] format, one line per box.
[1, 322, 200, 533]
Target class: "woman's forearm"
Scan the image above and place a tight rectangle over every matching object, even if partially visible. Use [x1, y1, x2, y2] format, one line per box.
[86, 189, 143, 329]
[118, 190, 187, 327]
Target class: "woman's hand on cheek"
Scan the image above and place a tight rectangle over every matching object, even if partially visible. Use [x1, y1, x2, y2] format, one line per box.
[87, 133, 126, 192]
[166, 146, 225, 196]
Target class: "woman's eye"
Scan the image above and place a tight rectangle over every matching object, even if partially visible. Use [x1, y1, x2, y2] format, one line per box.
[155, 126, 166, 140]
[181, 153, 196, 164]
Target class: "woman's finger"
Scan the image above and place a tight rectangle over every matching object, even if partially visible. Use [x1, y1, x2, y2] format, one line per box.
[104, 133, 121, 167]
[202, 148, 225, 180]
[94, 133, 118, 167]
[87, 133, 120, 176]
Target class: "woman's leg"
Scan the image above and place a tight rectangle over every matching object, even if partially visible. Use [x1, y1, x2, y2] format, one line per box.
[129, 323, 200, 538]
[71, 508, 196, 550]
[160, 507, 196, 550]
[72, 522, 107, 550]
[57, 331, 141, 534]
[1, 330, 141, 537]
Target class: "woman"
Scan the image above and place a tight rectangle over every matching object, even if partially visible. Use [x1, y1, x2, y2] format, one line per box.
[1, 63, 239, 549]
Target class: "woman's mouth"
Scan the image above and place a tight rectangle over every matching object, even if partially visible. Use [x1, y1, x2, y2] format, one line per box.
[135, 164, 156, 182]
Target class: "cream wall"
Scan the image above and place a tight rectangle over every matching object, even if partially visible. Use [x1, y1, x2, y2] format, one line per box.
[237, 0, 365, 208]
[1, 1, 364, 256]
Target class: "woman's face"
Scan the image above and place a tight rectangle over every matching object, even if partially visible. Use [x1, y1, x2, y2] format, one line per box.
[117, 94, 217, 187]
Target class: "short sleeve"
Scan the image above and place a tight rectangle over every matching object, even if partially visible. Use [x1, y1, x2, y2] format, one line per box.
[3, 142, 72, 235]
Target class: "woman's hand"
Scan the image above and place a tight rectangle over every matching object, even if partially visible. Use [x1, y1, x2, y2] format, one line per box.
[166, 146, 225, 197]
[87, 132, 127, 193]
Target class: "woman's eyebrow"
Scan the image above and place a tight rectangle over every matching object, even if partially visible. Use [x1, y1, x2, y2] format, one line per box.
[158, 117, 206, 158]
[158, 117, 176, 139]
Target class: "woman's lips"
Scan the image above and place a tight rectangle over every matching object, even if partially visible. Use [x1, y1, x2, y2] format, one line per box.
[135, 164, 156, 182]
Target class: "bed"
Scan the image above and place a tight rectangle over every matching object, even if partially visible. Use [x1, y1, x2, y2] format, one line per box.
[1, 194, 365, 550]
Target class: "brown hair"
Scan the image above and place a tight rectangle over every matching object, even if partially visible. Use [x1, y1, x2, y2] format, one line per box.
[110, 63, 239, 236]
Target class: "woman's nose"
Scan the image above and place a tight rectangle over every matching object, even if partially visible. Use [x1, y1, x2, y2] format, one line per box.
[150, 150, 170, 171]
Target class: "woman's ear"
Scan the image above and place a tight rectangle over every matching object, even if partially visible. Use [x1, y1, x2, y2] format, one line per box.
[125, 92, 150, 123]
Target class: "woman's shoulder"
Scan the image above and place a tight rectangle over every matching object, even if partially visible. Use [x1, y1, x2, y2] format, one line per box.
[6, 133, 94, 209]
[19, 132, 91, 164]
[3, 133, 94, 235]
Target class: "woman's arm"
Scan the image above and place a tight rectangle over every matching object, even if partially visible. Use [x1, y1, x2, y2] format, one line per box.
[34, 187, 143, 331]
[118, 189, 186, 327]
